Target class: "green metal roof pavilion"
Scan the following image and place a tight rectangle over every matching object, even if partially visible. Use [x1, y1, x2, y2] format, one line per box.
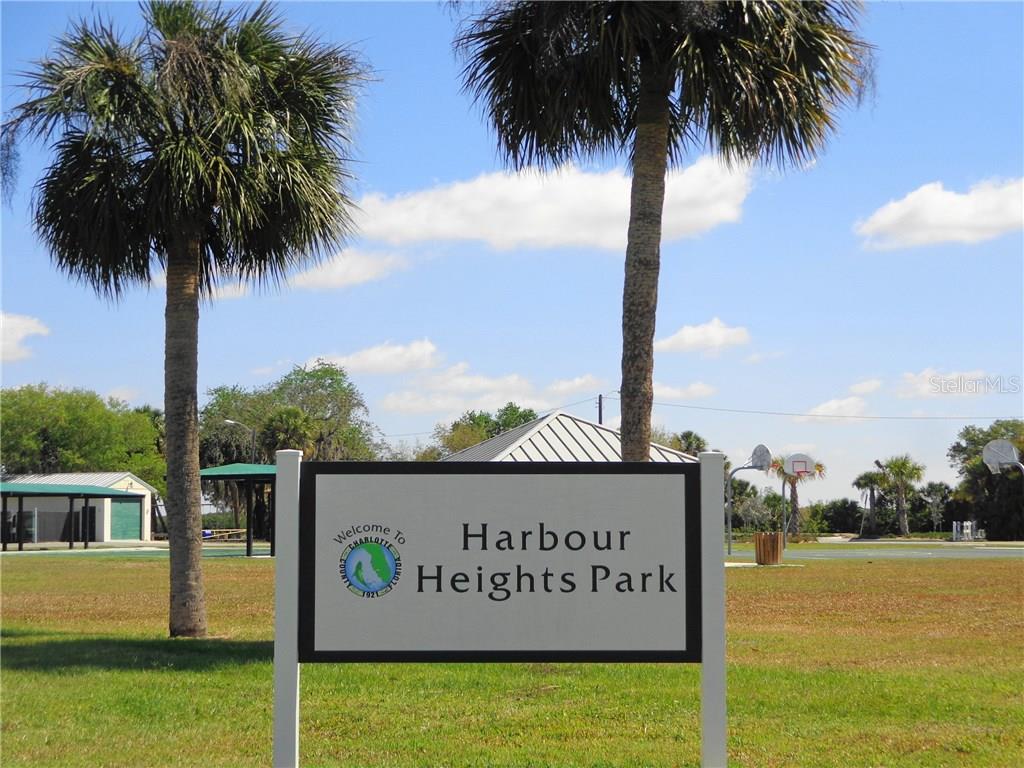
[199, 463, 275, 481]
[200, 463, 276, 557]
[0, 482, 145, 498]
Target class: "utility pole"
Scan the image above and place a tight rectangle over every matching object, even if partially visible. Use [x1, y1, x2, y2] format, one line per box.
[597, 394, 603, 425]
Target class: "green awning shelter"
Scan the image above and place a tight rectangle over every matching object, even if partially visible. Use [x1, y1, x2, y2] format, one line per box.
[1, 482, 145, 551]
[1, 482, 145, 498]
[199, 463, 275, 481]
[200, 463, 276, 557]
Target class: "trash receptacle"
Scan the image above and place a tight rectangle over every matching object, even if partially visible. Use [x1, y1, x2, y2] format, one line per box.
[754, 532, 783, 565]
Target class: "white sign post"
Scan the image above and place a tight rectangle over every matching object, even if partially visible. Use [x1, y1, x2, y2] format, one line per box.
[273, 450, 302, 768]
[700, 451, 727, 768]
[273, 455, 727, 767]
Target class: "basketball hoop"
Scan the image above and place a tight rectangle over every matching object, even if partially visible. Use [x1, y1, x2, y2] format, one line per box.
[783, 453, 815, 477]
[982, 439, 1019, 475]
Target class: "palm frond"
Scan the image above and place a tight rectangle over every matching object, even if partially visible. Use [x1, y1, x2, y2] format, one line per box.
[6, 0, 366, 299]
[457, 1, 869, 171]
[34, 132, 151, 298]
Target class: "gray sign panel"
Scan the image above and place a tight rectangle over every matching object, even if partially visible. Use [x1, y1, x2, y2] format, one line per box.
[298, 463, 702, 663]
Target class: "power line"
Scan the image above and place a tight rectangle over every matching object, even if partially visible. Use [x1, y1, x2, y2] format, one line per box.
[602, 395, 1017, 422]
[540, 395, 599, 415]
[384, 396, 601, 439]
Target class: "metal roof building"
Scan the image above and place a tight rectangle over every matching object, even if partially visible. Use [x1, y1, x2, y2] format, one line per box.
[2, 471, 155, 547]
[442, 411, 697, 463]
[8, 471, 158, 495]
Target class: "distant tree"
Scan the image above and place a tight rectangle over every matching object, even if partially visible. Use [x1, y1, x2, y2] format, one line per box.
[877, 455, 925, 536]
[434, 418, 492, 457]
[726, 476, 759, 529]
[1, 384, 166, 495]
[260, 406, 314, 458]
[200, 361, 379, 467]
[770, 455, 826, 534]
[947, 420, 1024, 540]
[735, 490, 776, 533]
[134, 405, 165, 457]
[492, 403, 539, 436]
[675, 430, 708, 456]
[852, 470, 886, 536]
[270, 362, 378, 460]
[801, 501, 827, 535]
[909, 481, 953, 533]
[648, 426, 677, 449]
[430, 403, 538, 458]
[816, 498, 862, 533]
[413, 445, 445, 463]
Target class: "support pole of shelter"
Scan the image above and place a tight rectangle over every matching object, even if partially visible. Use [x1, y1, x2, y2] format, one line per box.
[246, 479, 254, 558]
[2, 495, 8, 551]
[273, 450, 301, 768]
[68, 497, 75, 549]
[699, 452, 727, 768]
[84, 503, 90, 549]
[17, 495, 25, 551]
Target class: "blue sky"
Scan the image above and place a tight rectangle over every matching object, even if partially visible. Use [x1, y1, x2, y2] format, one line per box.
[2, 1, 1022, 502]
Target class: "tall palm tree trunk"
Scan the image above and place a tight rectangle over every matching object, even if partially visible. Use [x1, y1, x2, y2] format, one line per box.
[867, 488, 877, 535]
[164, 234, 208, 637]
[788, 480, 800, 535]
[620, 61, 670, 462]
[897, 490, 909, 536]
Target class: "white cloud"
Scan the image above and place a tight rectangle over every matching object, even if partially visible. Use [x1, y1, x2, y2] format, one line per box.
[654, 317, 751, 355]
[856, 178, 1023, 250]
[381, 363, 552, 415]
[849, 378, 882, 395]
[290, 249, 407, 290]
[250, 359, 290, 377]
[546, 374, 604, 398]
[312, 339, 441, 375]
[1, 312, 50, 362]
[796, 396, 868, 422]
[653, 381, 716, 400]
[355, 156, 751, 251]
[106, 387, 140, 403]
[744, 351, 784, 365]
[897, 367, 994, 399]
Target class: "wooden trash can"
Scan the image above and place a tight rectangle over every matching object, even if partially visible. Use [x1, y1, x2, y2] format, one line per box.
[754, 532, 783, 565]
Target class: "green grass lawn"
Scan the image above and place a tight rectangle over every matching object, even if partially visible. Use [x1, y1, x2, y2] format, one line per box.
[2, 553, 1022, 767]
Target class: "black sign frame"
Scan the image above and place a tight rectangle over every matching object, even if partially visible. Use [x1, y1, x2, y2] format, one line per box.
[298, 461, 702, 664]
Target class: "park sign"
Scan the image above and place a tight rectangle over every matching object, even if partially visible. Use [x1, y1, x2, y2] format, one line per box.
[298, 463, 701, 662]
[273, 453, 727, 768]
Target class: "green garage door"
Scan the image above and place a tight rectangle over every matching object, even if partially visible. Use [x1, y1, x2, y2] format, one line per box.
[110, 499, 142, 540]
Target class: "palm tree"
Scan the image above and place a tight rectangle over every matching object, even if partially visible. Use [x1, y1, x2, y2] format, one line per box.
[852, 470, 885, 536]
[771, 455, 826, 535]
[260, 406, 315, 459]
[878, 455, 925, 536]
[3, 2, 362, 636]
[457, 2, 868, 460]
[675, 430, 708, 456]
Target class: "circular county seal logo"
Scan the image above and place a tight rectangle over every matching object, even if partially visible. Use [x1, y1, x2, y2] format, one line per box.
[339, 537, 402, 597]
